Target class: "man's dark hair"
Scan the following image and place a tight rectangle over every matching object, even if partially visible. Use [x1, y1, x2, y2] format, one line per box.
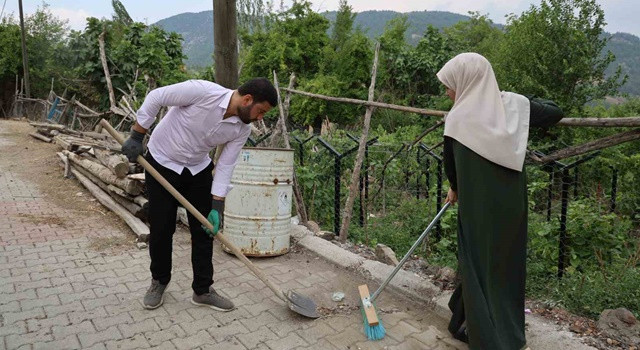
[238, 78, 278, 107]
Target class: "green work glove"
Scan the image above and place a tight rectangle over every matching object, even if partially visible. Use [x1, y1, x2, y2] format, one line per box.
[202, 198, 224, 237]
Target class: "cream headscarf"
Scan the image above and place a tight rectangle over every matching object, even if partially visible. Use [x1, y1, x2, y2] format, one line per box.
[436, 53, 530, 172]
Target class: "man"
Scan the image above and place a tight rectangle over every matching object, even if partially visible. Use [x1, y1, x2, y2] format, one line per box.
[121, 78, 277, 311]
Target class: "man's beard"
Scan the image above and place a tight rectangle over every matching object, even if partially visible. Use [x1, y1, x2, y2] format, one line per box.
[237, 104, 253, 124]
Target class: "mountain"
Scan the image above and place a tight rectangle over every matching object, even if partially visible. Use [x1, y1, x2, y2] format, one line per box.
[604, 32, 640, 96]
[154, 10, 640, 96]
[154, 11, 214, 68]
[322, 10, 472, 42]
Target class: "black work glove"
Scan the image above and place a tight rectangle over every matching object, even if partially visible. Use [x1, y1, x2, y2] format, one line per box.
[121, 130, 145, 162]
[203, 198, 225, 237]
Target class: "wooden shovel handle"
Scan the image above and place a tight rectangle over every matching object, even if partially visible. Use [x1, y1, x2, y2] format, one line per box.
[99, 119, 287, 302]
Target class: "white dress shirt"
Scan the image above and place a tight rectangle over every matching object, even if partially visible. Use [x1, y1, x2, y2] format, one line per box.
[136, 80, 251, 197]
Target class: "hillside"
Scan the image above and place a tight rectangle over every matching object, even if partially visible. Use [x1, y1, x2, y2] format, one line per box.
[154, 10, 640, 95]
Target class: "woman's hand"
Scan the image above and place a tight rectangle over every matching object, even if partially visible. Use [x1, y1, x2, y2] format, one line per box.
[446, 188, 458, 204]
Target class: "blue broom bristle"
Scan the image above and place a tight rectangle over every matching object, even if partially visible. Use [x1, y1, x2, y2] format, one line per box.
[361, 303, 386, 340]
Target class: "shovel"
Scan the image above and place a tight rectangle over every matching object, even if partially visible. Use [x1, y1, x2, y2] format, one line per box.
[99, 119, 319, 319]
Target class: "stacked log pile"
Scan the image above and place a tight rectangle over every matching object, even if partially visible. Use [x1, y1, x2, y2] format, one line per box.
[29, 122, 154, 242]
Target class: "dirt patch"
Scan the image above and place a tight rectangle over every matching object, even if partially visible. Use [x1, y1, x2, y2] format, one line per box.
[0, 119, 134, 251]
[526, 302, 637, 350]
[17, 213, 67, 227]
[88, 235, 137, 253]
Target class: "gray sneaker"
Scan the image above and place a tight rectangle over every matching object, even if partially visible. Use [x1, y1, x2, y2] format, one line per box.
[143, 279, 169, 310]
[191, 288, 235, 312]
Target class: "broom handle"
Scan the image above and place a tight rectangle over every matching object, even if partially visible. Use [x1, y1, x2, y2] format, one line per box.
[99, 119, 288, 303]
[370, 202, 450, 302]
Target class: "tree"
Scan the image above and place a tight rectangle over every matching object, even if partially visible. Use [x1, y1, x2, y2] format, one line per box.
[25, 2, 70, 97]
[377, 21, 453, 107]
[0, 17, 23, 113]
[237, 0, 271, 33]
[112, 0, 133, 25]
[0, 18, 22, 81]
[71, 17, 187, 109]
[331, 0, 356, 51]
[443, 12, 503, 60]
[494, 0, 626, 114]
[241, 1, 329, 80]
[376, 16, 410, 99]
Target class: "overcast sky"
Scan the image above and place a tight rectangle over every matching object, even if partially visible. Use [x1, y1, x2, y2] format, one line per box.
[2, 0, 638, 37]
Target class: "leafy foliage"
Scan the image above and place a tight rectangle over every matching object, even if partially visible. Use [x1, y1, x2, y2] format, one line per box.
[241, 1, 330, 81]
[493, 0, 626, 115]
[443, 12, 503, 60]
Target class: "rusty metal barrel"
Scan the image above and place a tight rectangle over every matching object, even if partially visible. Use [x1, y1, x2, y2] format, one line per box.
[222, 147, 294, 256]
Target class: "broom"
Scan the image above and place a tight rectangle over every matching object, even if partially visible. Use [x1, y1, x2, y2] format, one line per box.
[359, 202, 451, 340]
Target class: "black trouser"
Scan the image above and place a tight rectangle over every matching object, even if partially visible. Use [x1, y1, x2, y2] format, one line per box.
[145, 153, 214, 295]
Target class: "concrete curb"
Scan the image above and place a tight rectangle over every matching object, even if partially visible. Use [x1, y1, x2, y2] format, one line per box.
[293, 224, 443, 309]
[292, 224, 597, 350]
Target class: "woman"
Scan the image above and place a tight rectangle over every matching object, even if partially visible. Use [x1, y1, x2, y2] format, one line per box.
[436, 53, 564, 349]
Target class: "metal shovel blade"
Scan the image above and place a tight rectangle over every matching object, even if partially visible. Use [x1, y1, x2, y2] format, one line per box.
[285, 290, 319, 318]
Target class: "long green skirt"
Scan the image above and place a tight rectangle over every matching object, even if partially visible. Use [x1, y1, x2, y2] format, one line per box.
[447, 140, 528, 350]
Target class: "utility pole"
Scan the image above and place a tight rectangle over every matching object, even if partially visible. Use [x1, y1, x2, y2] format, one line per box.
[213, 0, 238, 89]
[18, 0, 30, 98]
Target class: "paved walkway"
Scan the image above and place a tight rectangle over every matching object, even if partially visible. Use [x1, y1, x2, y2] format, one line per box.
[0, 120, 464, 350]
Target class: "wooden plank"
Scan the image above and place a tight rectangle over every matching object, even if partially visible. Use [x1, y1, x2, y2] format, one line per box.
[358, 284, 379, 326]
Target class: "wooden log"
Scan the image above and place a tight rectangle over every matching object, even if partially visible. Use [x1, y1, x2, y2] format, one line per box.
[80, 131, 108, 140]
[268, 73, 296, 148]
[126, 173, 145, 181]
[56, 152, 71, 178]
[64, 151, 143, 195]
[54, 134, 121, 152]
[533, 129, 640, 163]
[36, 127, 54, 137]
[53, 135, 72, 150]
[73, 100, 101, 116]
[339, 42, 379, 242]
[29, 122, 65, 130]
[94, 148, 129, 178]
[282, 87, 447, 117]
[98, 30, 117, 112]
[106, 186, 147, 211]
[69, 165, 149, 241]
[109, 190, 143, 217]
[271, 71, 308, 224]
[71, 165, 144, 218]
[29, 132, 51, 143]
[133, 196, 148, 207]
[107, 184, 130, 198]
[281, 88, 640, 128]
[557, 117, 640, 127]
[57, 128, 83, 137]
